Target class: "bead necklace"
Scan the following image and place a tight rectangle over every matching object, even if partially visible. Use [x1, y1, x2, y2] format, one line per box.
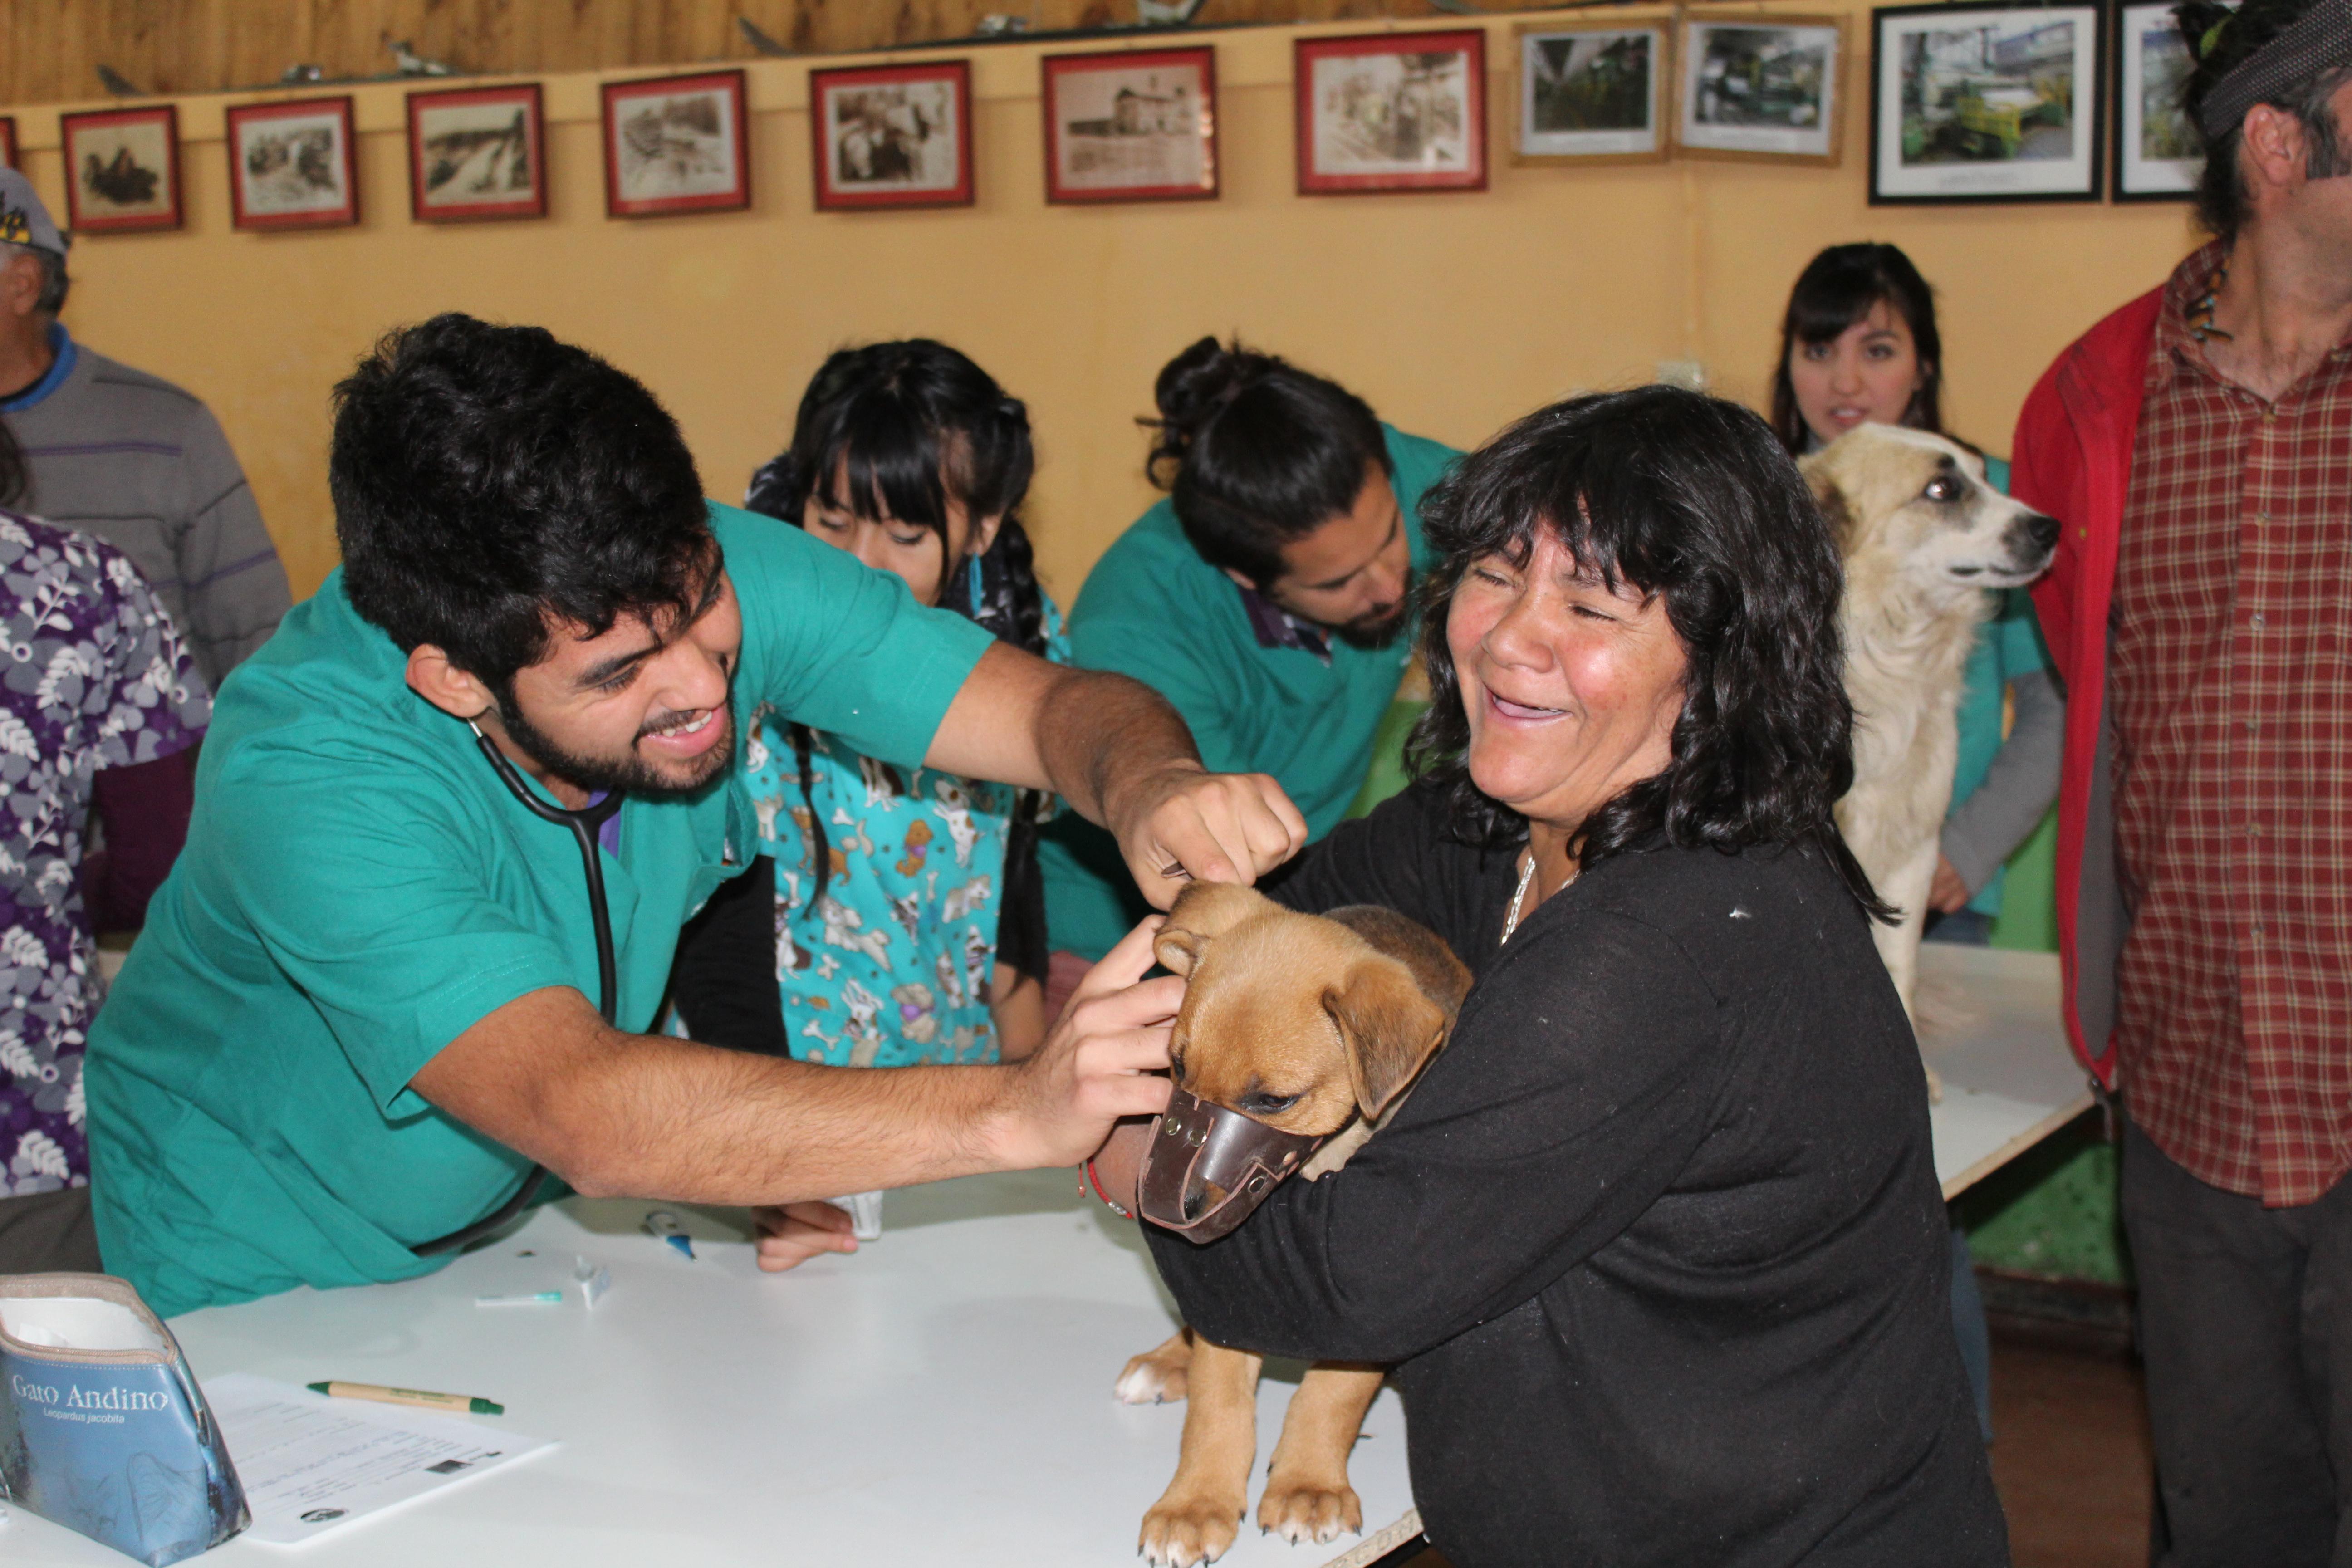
[2190, 247, 2235, 344]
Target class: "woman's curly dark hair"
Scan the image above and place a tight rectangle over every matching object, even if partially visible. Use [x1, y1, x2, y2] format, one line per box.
[1405, 385, 1891, 920]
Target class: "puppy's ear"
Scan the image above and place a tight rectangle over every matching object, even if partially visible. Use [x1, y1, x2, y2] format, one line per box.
[1324, 956, 1450, 1122]
[1154, 926, 1204, 976]
[1153, 882, 1265, 976]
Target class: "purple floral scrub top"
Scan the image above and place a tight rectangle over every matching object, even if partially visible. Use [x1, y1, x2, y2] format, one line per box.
[0, 509, 208, 1196]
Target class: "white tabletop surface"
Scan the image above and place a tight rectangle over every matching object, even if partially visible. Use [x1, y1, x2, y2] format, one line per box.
[12, 943, 2084, 1565]
[8, 1171, 1415, 1568]
[1915, 943, 2095, 1199]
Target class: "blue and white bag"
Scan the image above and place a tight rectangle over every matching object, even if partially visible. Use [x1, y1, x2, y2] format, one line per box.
[0, 1273, 248, 1565]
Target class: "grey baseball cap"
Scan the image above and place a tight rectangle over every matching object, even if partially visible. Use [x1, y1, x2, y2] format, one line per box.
[0, 168, 67, 256]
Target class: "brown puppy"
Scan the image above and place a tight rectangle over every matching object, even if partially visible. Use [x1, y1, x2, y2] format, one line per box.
[1117, 882, 1472, 1568]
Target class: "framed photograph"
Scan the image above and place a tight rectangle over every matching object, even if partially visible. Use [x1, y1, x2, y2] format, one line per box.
[1042, 47, 1217, 204]
[1678, 13, 1845, 163]
[0, 118, 15, 172]
[811, 61, 974, 211]
[1294, 30, 1488, 195]
[59, 106, 182, 234]
[602, 69, 751, 219]
[1516, 20, 1671, 164]
[2114, 0, 2209, 199]
[409, 83, 546, 222]
[226, 97, 358, 231]
[1871, 4, 2103, 204]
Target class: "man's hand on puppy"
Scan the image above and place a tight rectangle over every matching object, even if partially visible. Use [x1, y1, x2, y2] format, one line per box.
[1113, 763, 1307, 911]
[986, 916, 1180, 1171]
[751, 1200, 859, 1272]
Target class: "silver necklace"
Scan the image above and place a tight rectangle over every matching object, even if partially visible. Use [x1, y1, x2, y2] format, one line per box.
[1501, 849, 1538, 945]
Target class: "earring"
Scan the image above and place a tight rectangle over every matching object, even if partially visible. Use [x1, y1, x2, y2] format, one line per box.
[968, 554, 985, 612]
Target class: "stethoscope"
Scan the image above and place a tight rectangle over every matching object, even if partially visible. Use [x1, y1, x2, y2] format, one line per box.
[410, 721, 623, 1258]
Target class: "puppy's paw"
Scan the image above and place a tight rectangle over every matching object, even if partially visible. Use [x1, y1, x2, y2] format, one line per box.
[1140, 1494, 1242, 1567]
[1116, 1352, 1187, 1405]
[1257, 1477, 1362, 1546]
[1116, 1334, 1191, 1405]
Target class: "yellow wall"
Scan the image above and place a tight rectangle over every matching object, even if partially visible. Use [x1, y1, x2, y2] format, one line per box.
[3, 5, 2201, 607]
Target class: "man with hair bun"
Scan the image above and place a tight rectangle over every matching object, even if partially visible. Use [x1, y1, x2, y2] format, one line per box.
[2012, 0, 2352, 1555]
[1039, 338, 1457, 974]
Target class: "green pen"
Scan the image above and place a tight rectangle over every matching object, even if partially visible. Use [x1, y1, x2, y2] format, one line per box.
[307, 1380, 504, 1416]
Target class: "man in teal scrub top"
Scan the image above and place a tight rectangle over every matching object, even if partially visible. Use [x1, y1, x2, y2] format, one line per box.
[1040, 338, 1457, 961]
[79, 316, 1305, 1316]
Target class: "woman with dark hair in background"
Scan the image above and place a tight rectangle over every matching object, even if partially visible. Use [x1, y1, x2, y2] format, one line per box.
[1037, 338, 1456, 1006]
[1134, 387, 2008, 1567]
[666, 339, 1066, 1270]
[1771, 242, 2061, 943]
[1771, 242, 2064, 1441]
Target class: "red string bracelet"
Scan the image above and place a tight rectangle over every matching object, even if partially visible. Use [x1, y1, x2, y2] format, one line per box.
[1084, 1157, 1134, 1220]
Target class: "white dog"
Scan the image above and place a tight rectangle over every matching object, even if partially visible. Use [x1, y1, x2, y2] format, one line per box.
[1800, 426, 2060, 1031]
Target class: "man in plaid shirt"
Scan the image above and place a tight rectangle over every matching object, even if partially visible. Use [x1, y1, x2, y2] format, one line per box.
[2014, 0, 2352, 1558]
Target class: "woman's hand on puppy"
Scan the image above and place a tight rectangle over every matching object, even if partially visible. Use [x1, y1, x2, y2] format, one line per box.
[986, 916, 1180, 1172]
[750, 1200, 859, 1272]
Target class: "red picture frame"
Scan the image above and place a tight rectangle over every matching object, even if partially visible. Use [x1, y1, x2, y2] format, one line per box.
[408, 83, 546, 222]
[226, 97, 359, 231]
[1042, 47, 1218, 205]
[601, 69, 751, 219]
[59, 105, 183, 234]
[1294, 29, 1489, 195]
[810, 60, 975, 211]
[0, 118, 16, 172]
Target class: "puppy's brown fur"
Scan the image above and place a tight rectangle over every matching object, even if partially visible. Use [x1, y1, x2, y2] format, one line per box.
[1119, 882, 1471, 1568]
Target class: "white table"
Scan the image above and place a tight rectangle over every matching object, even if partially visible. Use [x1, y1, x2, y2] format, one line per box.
[9, 1170, 1415, 1568]
[1916, 944, 2095, 1199]
[11, 946, 2084, 1566]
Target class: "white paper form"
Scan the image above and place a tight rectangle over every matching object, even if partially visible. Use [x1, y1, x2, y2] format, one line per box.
[200, 1374, 554, 1545]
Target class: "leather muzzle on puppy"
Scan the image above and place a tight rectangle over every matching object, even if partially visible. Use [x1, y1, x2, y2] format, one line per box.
[1140, 883, 1472, 1243]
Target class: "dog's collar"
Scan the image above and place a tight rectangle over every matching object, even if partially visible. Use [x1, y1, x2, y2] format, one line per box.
[1137, 1087, 1332, 1244]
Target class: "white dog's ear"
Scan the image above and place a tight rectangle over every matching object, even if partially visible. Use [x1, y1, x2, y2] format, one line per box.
[1326, 957, 1450, 1121]
[1808, 472, 1857, 550]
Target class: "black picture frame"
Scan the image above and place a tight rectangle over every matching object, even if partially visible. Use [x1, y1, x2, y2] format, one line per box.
[1869, 2, 2106, 206]
[2110, 0, 2208, 201]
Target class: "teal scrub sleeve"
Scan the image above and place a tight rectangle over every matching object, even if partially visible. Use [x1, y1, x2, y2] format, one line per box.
[202, 739, 579, 1115]
[713, 504, 995, 771]
[1383, 428, 1465, 545]
[1991, 590, 2054, 681]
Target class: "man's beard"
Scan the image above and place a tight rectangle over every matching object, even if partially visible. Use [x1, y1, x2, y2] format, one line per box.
[1329, 570, 1416, 651]
[495, 689, 737, 799]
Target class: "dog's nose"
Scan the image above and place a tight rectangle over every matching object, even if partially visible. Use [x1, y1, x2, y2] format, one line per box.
[2025, 512, 2060, 552]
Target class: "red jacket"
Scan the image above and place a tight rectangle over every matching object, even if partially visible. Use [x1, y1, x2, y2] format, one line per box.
[2011, 286, 2166, 1087]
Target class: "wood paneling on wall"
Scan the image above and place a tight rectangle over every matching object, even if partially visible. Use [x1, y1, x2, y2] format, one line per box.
[0, 0, 1440, 106]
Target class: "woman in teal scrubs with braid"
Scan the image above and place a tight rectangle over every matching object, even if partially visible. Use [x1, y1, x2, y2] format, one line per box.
[670, 341, 1066, 1068]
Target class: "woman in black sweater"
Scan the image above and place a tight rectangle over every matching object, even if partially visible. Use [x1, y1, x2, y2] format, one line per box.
[1138, 388, 2009, 1567]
